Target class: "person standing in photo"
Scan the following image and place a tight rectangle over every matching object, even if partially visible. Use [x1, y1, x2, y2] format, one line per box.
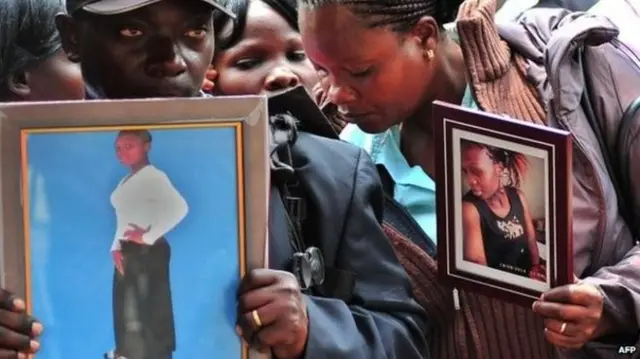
[108, 129, 189, 359]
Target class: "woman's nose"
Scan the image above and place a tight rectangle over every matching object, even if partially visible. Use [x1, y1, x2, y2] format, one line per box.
[264, 67, 300, 92]
[327, 82, 356, 106]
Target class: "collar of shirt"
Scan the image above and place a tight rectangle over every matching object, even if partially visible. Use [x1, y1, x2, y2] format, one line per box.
[367, 125, 436, 191]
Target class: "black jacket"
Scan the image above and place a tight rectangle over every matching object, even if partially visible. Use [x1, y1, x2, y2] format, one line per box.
[269, 129, 429, 358]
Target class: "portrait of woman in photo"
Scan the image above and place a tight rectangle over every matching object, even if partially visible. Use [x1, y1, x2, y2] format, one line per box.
[107, 129, 189, 359]
[460, 139, 545, 282]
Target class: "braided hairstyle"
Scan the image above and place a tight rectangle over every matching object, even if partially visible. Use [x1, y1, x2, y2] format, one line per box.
[0, 0, 64, 98]
[461, 140, 529, 189]
[298, 0, 463, 32]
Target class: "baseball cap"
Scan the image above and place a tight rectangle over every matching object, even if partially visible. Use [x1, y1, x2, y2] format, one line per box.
[67, 0, 236, 19]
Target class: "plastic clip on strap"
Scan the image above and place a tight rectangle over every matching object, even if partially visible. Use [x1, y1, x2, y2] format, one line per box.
[270, 113, 355, 300]
[269, 113, 327, 291]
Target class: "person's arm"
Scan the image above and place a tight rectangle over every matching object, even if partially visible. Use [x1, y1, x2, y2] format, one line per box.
[140, 170, 189, 245]
[462, 201, 488, 266]
[302, 149, 429, 359]
[517, 189, 540, 267]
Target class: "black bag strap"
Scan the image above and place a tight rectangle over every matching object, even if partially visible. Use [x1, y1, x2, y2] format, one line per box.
[270, 114, 355, 301]
[377, 164, 395, 197]
[375, 165, 437, 257]
[581, 58, 640, 242]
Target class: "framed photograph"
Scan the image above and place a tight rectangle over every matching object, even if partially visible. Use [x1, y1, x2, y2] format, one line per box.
[0, 97, 270, 359]
[433, 101, 573, 306]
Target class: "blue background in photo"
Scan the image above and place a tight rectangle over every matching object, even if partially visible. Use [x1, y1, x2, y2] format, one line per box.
[25, 126, 242, 359]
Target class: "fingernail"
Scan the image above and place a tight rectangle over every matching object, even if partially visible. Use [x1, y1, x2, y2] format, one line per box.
[235, 325, 242, 336]
[13, 298, 25, 311]
[32, 322, 44, 336]
[532, 302, 538, 311]
[30, 340, 40, 351]
[18, 353, 26, 359]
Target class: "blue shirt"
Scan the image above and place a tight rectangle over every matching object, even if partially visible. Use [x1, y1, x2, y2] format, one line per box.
[340, 86, 478, 246]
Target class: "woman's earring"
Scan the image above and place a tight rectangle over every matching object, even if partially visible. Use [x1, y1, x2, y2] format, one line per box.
[426, 49, 435, 61]
[500, 171, 509, 188]
[67, 52, 81, 63]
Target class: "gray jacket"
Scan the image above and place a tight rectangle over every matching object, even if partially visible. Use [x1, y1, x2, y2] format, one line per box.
[499, 7, 640, 357]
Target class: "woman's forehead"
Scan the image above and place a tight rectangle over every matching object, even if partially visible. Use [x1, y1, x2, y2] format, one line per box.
[300, 7, 397, 65]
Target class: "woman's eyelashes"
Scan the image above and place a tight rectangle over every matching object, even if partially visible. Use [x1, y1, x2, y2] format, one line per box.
[349, 66, 374, 78]
[288, 50, 307, 62]
[232, 50, 308, 70]
[233, 58, 261, 70]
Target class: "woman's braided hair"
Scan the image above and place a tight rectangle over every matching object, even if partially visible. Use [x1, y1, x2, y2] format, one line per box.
[298, 0, 462, 32]
[461, 139, 529, 189]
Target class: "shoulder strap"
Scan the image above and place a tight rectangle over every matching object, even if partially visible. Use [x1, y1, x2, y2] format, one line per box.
[376, 164, 395, 197]
[375, 165, 437, 256]
[270, 115, 355, 301]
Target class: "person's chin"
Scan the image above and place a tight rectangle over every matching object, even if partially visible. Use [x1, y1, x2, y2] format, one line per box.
[121, 82, 198, 99]
[143, 87, 195, 98]
[346, 115, 389, 134]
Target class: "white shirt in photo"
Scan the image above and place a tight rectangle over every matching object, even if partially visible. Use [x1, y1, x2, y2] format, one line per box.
[110, 165, 188, 251]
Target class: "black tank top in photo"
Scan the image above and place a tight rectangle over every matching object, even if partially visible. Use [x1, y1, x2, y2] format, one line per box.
[463, 187, 532, 277]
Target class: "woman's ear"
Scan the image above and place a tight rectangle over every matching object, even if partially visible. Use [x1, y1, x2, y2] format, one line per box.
[410, 16, 439, 58]
[7, 71, 31, 100]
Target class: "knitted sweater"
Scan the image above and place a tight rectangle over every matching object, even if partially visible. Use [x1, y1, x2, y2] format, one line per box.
[394, 1, 555, 358]
[385, 223, 555, 359]
[400, 0, 556, 358]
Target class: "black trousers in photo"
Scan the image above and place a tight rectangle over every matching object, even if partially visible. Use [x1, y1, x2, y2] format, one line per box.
[113, 238, 175, 359]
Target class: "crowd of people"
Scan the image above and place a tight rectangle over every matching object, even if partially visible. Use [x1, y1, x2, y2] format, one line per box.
[0, 0, 639, 358]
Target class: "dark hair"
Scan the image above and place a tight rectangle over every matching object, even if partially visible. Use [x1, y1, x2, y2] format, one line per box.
[461, 140, 529, 189]
[118, 129, 153, 143]
[214, 0, 299, 50]
[0, 0, 64, 94]
[298, 0, 462, 32]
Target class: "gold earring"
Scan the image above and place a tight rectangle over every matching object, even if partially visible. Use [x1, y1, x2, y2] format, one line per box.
[426, 49, 435, 61]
